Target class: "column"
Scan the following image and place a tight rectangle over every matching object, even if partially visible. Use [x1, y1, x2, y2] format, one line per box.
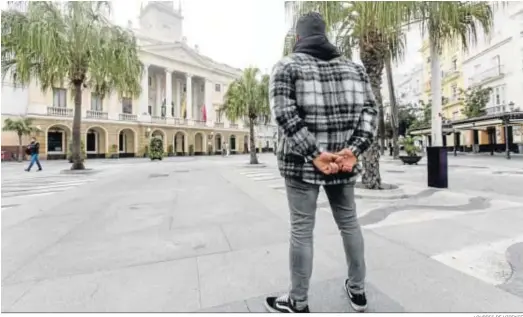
[205, 79, 214, 123]
[139, 64, 150, 117]
[186, 74, 193, 119]
[175, 79, 182, 118]
[155, 73, 162, 117]
[165, 69, 173, 118]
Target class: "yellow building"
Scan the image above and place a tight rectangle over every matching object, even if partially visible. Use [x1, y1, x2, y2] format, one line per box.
[419, 38, 467, 148]
[1, 2, 250, 160]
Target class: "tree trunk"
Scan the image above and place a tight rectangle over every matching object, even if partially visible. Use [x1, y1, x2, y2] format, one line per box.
[249, 118, 259, 164]
[361, 141, 381, 189]
[359, 34, 387, 189]
[430, 41, 443, 147]
[384, 57, 399, 159]
[378, 106, 386, 155]
[17, 134, 23, 162]
[71, 83, 85, 170]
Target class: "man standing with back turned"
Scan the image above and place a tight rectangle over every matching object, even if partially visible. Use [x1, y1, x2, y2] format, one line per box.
[266, 12, 378, 313]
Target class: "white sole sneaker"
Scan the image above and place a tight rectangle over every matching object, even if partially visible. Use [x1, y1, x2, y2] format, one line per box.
[344, 280, 367, 312]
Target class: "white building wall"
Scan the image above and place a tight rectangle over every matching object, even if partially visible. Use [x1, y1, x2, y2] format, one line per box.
[463, 2, 523, 114]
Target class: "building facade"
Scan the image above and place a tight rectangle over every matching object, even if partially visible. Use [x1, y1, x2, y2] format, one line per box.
[1, 2, 251, 159]
[412, 2, 523, 152]
[460, 1, 523, 148]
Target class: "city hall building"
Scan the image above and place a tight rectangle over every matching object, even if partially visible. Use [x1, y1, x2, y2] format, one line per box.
[1, 2, 260, 159]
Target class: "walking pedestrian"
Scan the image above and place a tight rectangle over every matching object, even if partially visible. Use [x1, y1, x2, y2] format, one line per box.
[266, 12, 378, 313]
[25, 137, 42, 172]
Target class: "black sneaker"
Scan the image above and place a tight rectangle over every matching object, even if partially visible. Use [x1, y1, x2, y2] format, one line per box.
[344, 279, 367, 312]
[37, 168, 42, 172]
[264, 294, 310, 313]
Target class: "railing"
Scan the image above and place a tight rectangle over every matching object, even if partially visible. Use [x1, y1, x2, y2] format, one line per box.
[47, 107, 73, 117]
[470, 65, 505, 86]
[444, 69, 460, 79]
[229, 123, 239, 129]
[119, 113, 137, 121]
[174, 118, 187, 125]
[86, 110, 108, 120]
[194, 120, 206, 127]
[152, 116, 166, 124]
[214, 122, 224, 128]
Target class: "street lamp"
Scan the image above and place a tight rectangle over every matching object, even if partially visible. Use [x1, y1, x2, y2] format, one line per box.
[145, 127, 151, 138]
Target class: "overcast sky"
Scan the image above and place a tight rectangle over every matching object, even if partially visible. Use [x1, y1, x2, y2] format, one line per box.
[1, 0, 423, 75]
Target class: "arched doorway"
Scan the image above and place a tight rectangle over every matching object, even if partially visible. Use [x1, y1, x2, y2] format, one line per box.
[215, 133, 222, 154]
[194, 132, 204, 155]
[243, 135, 249, 154]
[174, 132, 186, 155]
[230, 135, 237, 154]
[86, 126, 107, 159]
[46, 124, 71, 160]
[151, 129, 167, 153]
[118, 128, 136, 158]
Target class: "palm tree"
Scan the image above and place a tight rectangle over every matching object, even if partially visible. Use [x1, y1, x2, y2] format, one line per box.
[222, 67, 271, 165]
[289, 1, 409, 189]
[2, 117, 40, 162]
[1, 1, 143, 170]
[409, 2, 493, 147]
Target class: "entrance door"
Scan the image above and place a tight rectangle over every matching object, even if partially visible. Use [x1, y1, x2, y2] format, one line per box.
[87, 131, 97, 152]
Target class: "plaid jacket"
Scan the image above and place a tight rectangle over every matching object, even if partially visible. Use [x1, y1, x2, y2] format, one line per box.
[270, 53, 378, 185]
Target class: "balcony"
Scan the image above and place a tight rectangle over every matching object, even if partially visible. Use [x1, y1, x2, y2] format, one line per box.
[229, 123, 239, 129]
[119, 113, 137, 121]
[151, 116, 166, 124]
[174, 118, 187, 125]
[47, 107, 73, 117]
[214, 122, 224, 128]
[86, 110, 108, 120]
[469, 65, 505, 86]
[194, 120, 206, 127]
[444, 69, 460, 80]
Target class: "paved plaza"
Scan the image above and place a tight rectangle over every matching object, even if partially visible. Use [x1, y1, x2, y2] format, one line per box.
[2, 154, 523, 312]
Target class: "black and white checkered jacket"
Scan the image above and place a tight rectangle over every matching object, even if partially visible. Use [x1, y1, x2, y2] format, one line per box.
[270, 52, 378, 185]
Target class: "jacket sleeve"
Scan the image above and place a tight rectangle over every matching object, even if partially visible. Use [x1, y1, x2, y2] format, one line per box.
[270, 60, 321, 162]
[346, 66, 378, 157]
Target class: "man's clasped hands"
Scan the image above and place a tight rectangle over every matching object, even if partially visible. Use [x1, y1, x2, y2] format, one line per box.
[312, 149, 357, 175]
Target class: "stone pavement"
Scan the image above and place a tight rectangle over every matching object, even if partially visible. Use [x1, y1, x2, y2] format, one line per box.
[2, 154, 523, 312]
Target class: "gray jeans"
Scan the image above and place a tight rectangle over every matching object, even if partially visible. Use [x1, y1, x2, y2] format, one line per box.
[285, 177, 366, 306]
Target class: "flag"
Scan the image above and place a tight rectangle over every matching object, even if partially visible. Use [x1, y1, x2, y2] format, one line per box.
[202, 104, 207, 122]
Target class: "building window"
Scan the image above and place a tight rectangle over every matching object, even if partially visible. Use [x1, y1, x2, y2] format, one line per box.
[122, 98, 133, 114]
[148, 105, 152, 115]
[215, 84, 221, 92]
[216, 110, 222, 122]
[90, 93, 103, 111]
[492, 55, 500, 70]
[451, 84, 458, 101]
[53, 88, 67, 108]
[183, 84, 186, 93]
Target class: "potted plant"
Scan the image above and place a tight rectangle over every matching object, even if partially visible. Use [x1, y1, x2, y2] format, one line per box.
[149, 136, 163, 161]
[67, 140, 86, 163]
[109, 144, 119, 159]
[399, 136, 422, 165]
[167, 144, 174, 157]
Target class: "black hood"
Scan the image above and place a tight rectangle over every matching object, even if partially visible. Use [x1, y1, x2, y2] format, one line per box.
[293, 35, 340, 61]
